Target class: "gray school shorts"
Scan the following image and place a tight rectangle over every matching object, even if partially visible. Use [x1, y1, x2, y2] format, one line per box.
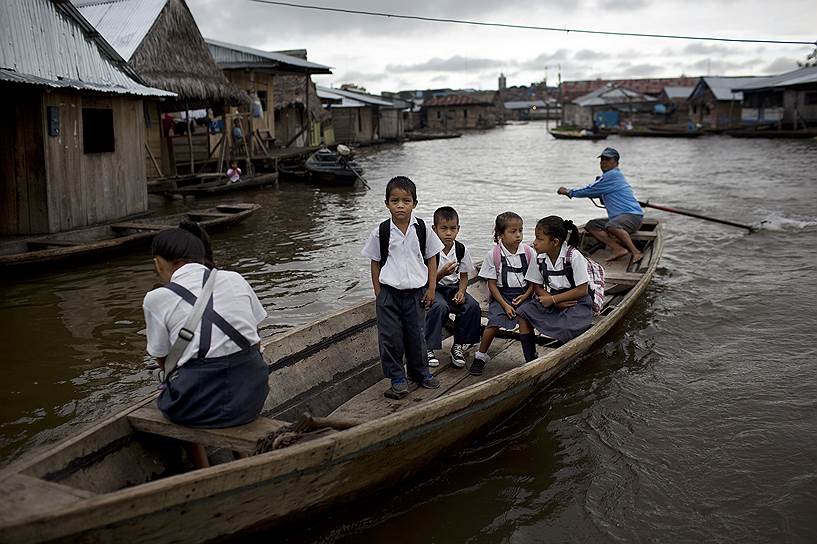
[586, 213, 643, 234]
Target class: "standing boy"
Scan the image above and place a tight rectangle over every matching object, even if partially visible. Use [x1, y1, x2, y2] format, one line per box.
[425, 206, 481, 369]
[362, 176, 445, 398]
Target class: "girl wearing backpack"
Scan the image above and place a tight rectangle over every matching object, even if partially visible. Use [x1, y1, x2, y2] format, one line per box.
[515, 216, 595, 361]
[471, 212, 534, 376]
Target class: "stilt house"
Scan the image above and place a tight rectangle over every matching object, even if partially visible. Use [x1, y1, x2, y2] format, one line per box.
[422, 92, 504, 131]
[0, 0, 173, 236]
[687, 76, 763, 130]
[736, 66, 817, 129]
[317, 87, 407, 144]
[75, 0, 248, 176]
[205, 40, 332, 152]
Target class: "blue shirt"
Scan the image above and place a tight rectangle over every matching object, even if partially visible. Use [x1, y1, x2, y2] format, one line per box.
[569, 168, 643, 218]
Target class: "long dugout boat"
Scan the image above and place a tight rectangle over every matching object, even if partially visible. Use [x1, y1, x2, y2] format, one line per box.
[0, 219, 663, 542]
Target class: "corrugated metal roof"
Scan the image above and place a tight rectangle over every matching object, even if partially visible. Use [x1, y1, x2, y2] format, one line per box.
[697, 76, 766, 101]
[738, 66, 817, 91]
[73, 0, 166, 61]
[317, 86, 397, 108]
[0, 0, 173, 97]
[424, 92, 497, 107]
[206, 39, 332, 74]
[504, 100, 547, 109]
[573, 85, 655, 107]
[663, 86, 694, 99]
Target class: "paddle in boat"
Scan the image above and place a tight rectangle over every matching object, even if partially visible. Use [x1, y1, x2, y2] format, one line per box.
[0, 203, 261, 269]
[0, 219, 663, 542]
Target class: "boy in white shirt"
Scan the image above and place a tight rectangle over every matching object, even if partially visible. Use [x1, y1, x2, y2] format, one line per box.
[361, 176, 445, 398]
[425, 207, 481, 369]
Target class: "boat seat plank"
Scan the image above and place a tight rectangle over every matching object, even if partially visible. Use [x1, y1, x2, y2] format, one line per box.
[186, 212, 234, 218]
[26, 240, 80, 248]
[630, 231, 657, 241]
[110, 222, 168, 231]
[330, 339, 517, 421]
[603, 271, 643, 286]
[127, 404, 288, 453]
[0, 474, 95, 524]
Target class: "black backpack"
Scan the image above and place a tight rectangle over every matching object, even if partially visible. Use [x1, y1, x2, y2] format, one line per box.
[379, 218, 427, 266]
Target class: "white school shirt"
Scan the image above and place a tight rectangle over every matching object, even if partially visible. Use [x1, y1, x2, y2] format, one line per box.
[438, 243, 476, 286]
[361, 214, 444, 289]
[143, 263, 267, 367]
[478, 242, 530, 289]
[525, 243, 590, 291]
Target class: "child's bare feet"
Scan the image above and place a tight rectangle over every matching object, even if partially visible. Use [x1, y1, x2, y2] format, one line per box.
[631, 250, 644, 263]
[605, 249, 630, 262]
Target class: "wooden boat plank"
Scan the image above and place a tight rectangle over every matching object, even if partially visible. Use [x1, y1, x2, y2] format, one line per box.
[604, 271, 644, 286]
[631, 230, 658, 240]
[109, 222, 169, 231]
[26, 240, 80, 248]
[128, 404, 288, 453]
[0, 474, 95, 525]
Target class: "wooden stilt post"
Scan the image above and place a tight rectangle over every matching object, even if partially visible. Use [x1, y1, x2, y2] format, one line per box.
[185, 105, 194, 174]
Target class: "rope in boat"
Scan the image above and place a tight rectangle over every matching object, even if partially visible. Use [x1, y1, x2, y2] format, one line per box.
[246, 0, 816, 46]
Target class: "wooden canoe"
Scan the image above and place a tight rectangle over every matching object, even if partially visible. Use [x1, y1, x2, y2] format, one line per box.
[0, 203, 261, 269]
[172, 173, 278, 195]
[548, 129, 608, 141]
[0, 220, 664, 542]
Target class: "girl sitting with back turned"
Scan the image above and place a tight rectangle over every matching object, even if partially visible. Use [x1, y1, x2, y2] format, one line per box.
[471, 212, 534, 376]
[143, 225, 269, 467]
[515, 216, 594, 362]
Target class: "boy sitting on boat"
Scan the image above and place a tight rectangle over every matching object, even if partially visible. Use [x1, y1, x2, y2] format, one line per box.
[424, 206, 481, 369]
[361, 176, 445, 399]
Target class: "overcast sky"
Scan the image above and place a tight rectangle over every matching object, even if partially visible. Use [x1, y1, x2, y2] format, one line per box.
[189, 0, 815, 93]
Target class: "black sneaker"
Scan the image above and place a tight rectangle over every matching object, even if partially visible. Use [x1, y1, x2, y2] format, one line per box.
[450, 344, 466, 368]
[427, 350, 439, 367]
[420, 375, 441, 389]
[384, 380, 409, 399]
[469, 356, 488, 376]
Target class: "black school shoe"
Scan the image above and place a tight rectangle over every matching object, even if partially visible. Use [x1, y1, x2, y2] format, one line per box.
[420, 375, 441, 389]
[384, 381, 409, 399]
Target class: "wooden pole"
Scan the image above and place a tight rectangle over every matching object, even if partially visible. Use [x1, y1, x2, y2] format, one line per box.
[185, 106, 194, 174]
[145, 143, 163, 177]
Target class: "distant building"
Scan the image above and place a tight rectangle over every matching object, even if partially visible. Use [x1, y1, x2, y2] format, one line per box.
[422, 92, 504, 131]
[564, 85, 656, 129]
[657, 86, 695, 124]
[0, 0, 172, 235]
[498, 73, 507, 90]
[206, 40, 332, 151]
[317, 87, 407, 144]
[75, 0, 249, 176]
[687, 76, 765, 130]
[736, 66, 817, 129]
[561, 77, 699, 102]
[503, 100, 560, 121]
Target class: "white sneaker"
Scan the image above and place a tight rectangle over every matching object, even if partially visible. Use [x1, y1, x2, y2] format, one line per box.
[450, 344, 466, 368]
[427, 350, 439, 367]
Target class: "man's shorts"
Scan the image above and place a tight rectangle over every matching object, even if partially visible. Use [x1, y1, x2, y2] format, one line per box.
[586, 214, 643, 234]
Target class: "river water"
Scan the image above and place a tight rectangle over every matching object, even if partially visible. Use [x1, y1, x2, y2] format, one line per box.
[1, 124, 816, 542]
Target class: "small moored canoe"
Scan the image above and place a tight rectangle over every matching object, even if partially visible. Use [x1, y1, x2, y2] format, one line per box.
[0, 220, 663, 542]
[0, 203, 261, 269]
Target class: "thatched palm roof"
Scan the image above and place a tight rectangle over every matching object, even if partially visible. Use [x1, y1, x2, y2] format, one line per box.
[273, 74, 330, 122]
[77, 0, 248, 109]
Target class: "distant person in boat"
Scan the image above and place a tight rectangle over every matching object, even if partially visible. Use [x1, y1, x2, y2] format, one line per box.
[226, 161, 242, 184]
[361, 176, 445, 399]
[143, 225, 269, 467]
[516, 216, 594, 360]
[424, 206, 481, 370]
[472, 212, 534, 376]
[557, 147, 644, 262]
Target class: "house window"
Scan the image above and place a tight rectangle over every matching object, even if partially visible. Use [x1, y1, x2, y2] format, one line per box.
[82, 108, 115, 154]
[804, 91, 817, 105]
[463, 109, 468, 119]
[436, 110, 441, 119]
[358, 109, 362, 132]
[257, 90, 268, 111]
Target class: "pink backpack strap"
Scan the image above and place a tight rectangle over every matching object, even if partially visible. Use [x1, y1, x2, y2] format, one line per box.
[492, 244, 501, 276]
[523, 243, 533, 266]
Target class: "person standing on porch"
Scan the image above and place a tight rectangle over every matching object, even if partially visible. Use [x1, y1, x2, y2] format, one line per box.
[557, 147, 644, 262]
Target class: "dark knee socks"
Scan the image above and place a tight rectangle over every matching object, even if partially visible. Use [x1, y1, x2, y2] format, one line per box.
[520, 333, 538, 362]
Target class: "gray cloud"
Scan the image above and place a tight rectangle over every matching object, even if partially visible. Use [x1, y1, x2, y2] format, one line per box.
[597, 0, 650, 9]
[682, 42, 744, 56]
[763, 57, 799, 73]
[573, 48, 611, 61]
[386, 55, 509, 73]
[334, 70, 388, 83]
[617, 63, 664, 77]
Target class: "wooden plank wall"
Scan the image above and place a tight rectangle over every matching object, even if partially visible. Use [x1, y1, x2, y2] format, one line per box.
[144, 101, 163, 178]
[331, 108, 375, 144]
[42, 91, 147, 232]
[0, 86, 49, 235]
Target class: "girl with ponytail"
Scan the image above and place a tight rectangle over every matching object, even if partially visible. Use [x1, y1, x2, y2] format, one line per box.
[515, 216, 594, 361]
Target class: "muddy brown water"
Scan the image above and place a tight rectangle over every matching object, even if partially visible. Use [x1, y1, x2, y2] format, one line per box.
[1, 125, 816, 542]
